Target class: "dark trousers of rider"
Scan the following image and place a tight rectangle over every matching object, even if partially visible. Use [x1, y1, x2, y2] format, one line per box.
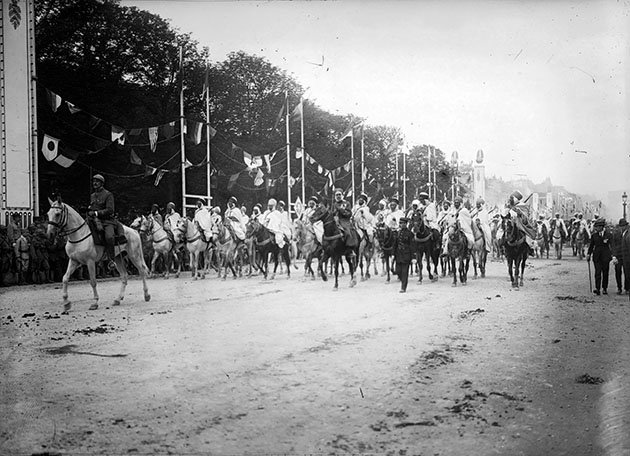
[397, 262, 410, 292]
[593, 260, 610, 292]
[103, 224, 116, 257]
[614, 257, 628, 292]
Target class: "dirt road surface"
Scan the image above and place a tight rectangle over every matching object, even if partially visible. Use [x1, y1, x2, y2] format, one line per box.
[2, 252, 630, 455]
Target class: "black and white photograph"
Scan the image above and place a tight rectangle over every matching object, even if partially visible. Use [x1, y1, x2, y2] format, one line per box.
[1, 0, 629, 454]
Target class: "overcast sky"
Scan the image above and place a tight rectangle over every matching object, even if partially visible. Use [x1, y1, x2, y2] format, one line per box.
[123, 0, 629, 200]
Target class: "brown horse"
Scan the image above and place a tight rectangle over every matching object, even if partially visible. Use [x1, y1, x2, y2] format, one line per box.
[410, 210, 440, 283]
[245, 218, 291, 280]
[502, 215, 528, 289]
[446, 220, 470, 287]
[310, 204, 358, 290]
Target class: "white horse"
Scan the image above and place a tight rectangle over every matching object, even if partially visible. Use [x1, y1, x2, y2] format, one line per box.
[172, 217, 209, 280]
[137, 214, 182, 279]
[45, 196, 150, 312]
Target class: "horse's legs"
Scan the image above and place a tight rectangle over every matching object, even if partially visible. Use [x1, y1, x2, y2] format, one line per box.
[84, 260, 100, 310]
[61, 258, 82, 312]
[348, 252, 357, 288]
[451, 257, 457, 286]
[149, 250, 160, 278]
[333, 256, 340, 290]
[112, 255, 129, 306]
[471, 250, 478, 278]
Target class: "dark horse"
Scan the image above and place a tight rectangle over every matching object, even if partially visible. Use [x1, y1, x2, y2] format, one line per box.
[446, 221, 470, 286]
[375, 222, 396, 283]
[502, 216, 529, 289]
[410, 210, 440, 283]
[245, 218, 291, 280]
[310, 204, 358, 290]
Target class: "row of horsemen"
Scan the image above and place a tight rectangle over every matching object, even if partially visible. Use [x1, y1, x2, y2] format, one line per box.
[131, 187, 576, 280]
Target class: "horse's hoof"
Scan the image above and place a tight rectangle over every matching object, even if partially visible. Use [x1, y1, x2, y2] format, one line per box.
[333, 287, 339, 292]
[481, 273, 485, 278]
[63, 302, 71, 313]
[175, 274, 180, 279]
[113, 300, 121, 306]
[350, 280, 357, 288]
[452, 283, 457, 287]
[145, 294, 151, 302]
[361, 277, 366, 282]
[89, 303, 99, 310]
[193, 277, 198, 281]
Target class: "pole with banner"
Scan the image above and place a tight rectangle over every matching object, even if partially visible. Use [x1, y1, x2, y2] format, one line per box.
[285, 91, 291, 218]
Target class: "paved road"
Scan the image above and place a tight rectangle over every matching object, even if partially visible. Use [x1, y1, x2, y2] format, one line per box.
[1, 251, 629, 455]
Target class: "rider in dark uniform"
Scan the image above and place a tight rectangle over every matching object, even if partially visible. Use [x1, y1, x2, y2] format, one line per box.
[394, 217, 414, 293]
[87, 174, 116, 259]
[332, 188, 358, 247]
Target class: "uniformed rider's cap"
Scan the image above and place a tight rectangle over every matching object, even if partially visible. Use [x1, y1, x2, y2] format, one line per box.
[418, 192, 429, 199]
[454, 196, 463, 203]
[412, 199, 421, 207]
[92, 174, 105, 183]
[228, 196, 238, 204]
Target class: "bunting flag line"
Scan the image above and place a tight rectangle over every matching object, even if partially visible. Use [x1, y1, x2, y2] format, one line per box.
[41, 135, 59, 161]
[67, 102, 81, 114]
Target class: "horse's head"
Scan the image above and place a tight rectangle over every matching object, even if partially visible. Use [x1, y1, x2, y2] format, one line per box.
[129, 216, 143, 230]
[46, 195, 67, 239]
[172, 217, 188, 242]
[310, 203, 328, 224]
[138, 214, 153, 235]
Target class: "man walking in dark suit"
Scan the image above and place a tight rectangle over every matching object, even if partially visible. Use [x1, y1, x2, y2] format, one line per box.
[587, 218, 612, 295]
[611, 218, 629, 294]
[394, 217, 414, 293]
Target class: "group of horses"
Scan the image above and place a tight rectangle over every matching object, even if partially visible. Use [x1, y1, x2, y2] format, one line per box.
[44, 196, 535, 312]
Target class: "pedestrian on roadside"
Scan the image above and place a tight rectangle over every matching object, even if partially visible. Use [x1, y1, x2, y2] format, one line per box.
[394, 217, 414, 293]
[611, 218, 629, 294]
[587, 218, 611, 295]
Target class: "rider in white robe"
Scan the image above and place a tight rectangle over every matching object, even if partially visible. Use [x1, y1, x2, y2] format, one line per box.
[406, 199, 421, 219]
[163, 202, 181, 235]
[225, 196, 246, 241]
[193, 199, 213, 240]
[352, 192, 375, 243]
[385, 199, 405, 231]
[303, 196, 323, 244]
[418, 192, 439, 231]
[446, 196, 474, 250]
[474, 198, 493, 253]
[261, 199, 287, 248]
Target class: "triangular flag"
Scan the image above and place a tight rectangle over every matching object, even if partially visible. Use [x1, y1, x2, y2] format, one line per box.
[228, 172, 240, 191]
[129, 128, 142, 136]
[343, 162, 351, 172]
[317, 164, 323, 174]
[254, 169, 264, 187]
[144, 166, 157, 177]
[208, 125, 217, 139]
[288, 176, 296, 188]
[53, 154, 75, 168]
[272, 93, 287, 131]
[290, 100, 303, 123]
[41, 135, 59, 161]
[340, 125, 354, 141]
[129, 148, 142, 165]
[295, 147, 303, 159]
[243, 151, 253, 169]
[88, 115, 101, 131]
[67, 102, 81, 114]
[162, 122, 174, 139]
[46, 89, 62, 112]
[186, 120, 203, 145]
[263, 154, 272, 173]
[154, 169, 167, 186]
[184, 159, 193, 169]
[252, 156, 263, 169]
[111, 125, 125, 145]
[148, 127, 159, 152]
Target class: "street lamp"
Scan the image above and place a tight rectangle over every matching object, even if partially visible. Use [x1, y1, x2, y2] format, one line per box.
[623, 191, 628, 220]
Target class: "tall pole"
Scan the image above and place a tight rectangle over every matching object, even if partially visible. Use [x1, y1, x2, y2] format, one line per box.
[360, 123, 365, 195]
[300, 96, 305, 204]
[285, 91, 291, 218]
[402, 145, 407, 209]
[395, 144, 399, 200]
[205, 60, 211, 204]
[179, 46, 187, 213]
[351, 126, 355, 206]
[428, 145, 432, 200]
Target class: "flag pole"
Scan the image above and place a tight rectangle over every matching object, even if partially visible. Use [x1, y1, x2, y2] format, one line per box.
[395, 143, 399, 201]
[205, 60, 211, 204]
[428, 145, 432, 200]
[360, 123, 365, 195]
[285, 90, 291, 218]
[179, 46, 187, 214]
[300, 96, 305, 204]
[351, 126, 355, 206]
[402, 144, 407, 209]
